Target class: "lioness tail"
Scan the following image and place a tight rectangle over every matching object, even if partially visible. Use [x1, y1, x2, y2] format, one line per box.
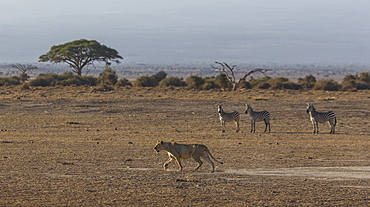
[206, 148, 223, 164]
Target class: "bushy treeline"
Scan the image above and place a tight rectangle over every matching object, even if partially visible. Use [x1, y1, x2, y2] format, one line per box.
[131, 71, 369, 91]
[0, 69, 369, 91]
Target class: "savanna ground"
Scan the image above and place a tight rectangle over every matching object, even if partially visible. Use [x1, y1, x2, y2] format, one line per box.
[1, 86, 370, 206]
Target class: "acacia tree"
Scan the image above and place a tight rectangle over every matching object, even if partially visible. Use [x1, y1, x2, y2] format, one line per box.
[39, 39, 123, 76]
[212, 61, 270, 91]
[11, 63, 38, 82]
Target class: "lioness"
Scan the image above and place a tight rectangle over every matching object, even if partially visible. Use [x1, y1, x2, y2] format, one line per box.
[154, 141, 223, 173]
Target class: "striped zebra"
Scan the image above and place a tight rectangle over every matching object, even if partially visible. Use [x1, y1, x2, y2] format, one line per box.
[306, 103, 336, 134]
[245, 104, 270, 133]
[217, 105, 240, 133]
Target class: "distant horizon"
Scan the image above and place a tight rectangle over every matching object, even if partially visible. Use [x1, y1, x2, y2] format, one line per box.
[0, 61, 368, 83]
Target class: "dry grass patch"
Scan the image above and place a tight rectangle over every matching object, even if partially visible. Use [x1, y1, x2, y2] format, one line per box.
[1, 86, 370, 206]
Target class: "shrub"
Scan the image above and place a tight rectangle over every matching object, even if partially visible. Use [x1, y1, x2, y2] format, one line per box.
[298, 74, 317, 89]
[342, 74, 357, 90]
[341, 73, 370, 90]
[313, 79, 341, 91]
[341, 79, 356, 90]
[343, 74, 356, 82]
[0, 76, 21, 86]
[282, 81, 302, 90]
[202, 79, 219, 90]
[237, 79, 252, 89]
[152, 71, 167, 84]
[79, 76, 97, 86]
[158, 77, 186, 87]
[358, 72, 370, 84]
[58, 71, 74, 80]
[255, 82, 271, 89]
[272, 77, 289, 83]
[21, 83, 30, 90]
[298, 74, 316, 84]
[185, 75, 205, 90]
[93, 83, 114, 92]
[249, 76, 272, 88]
[29, 74, 55, 87]
[269, 81, 284, 90]
[215, 74, 232, 90]
[98, 68, 118, 85]
[355, 82, 370, 90]
[60, 77, 81, 86]
[28, 73, 97, 87]
[116, 78, 132, 87]
[268, 77, 289, 89]
[133, 75, 156, 87]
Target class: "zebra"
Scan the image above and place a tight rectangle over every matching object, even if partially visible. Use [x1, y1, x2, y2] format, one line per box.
[306, 103, 336, 134]
[217, 105, 240, 133]
[245, 104, 270, 133]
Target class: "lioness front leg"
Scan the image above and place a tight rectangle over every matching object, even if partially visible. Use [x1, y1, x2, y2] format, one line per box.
[163, 157, 173, 170]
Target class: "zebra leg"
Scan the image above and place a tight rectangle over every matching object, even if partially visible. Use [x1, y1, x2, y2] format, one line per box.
[329, 119, 336, 134]
[235, 121, 240, 133]
[329, 121, 333, 134]
[315, 122, 319, 134]
[332, 123, 336, 134]
[311, 121, 316, 134]
[221, 121, 225, 133]
[251, 121, 256, 133]
[263, 119, 269, 132]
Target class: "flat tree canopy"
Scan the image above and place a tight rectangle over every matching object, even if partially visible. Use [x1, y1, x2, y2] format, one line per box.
[39, 39, 123, 75]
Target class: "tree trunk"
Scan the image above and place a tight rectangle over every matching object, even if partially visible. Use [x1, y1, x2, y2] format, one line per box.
[76, 68, 83, 76]
[232, 83, 238, 91]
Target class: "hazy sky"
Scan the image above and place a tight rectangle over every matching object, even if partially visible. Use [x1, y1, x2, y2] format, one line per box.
[1, 0, 370, 64]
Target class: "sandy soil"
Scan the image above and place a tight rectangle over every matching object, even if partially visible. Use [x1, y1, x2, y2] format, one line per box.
[1, 86, 370, 206]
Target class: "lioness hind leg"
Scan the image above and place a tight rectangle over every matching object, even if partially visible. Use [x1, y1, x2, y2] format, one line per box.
[202, 153, 215, 173]
[192, 155, 203, 170]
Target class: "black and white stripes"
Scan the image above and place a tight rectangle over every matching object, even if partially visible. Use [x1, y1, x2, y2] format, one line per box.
[217, 105, 240, 133]
[245, 104, 271, 133]
[216, 103, 336, 134]
[306, 103, 336, 134]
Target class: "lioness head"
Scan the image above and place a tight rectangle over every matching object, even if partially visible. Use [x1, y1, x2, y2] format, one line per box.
[154, 140, 164, 152]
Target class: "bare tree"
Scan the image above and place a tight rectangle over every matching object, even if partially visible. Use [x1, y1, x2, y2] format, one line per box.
[11, 64, 38, 82]
[212, 61, 271, 91]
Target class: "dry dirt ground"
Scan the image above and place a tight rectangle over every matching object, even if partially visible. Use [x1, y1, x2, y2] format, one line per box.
[1, 86, 370, 206]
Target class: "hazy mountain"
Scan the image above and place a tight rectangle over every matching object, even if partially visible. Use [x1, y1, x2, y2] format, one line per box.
[1, 0, 370, 64]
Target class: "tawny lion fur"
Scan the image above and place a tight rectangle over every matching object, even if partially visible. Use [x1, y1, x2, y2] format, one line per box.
[154, 141, 223, 173]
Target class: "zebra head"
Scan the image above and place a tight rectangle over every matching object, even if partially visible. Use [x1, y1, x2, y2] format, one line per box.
[306, 103, 315, 113]
[245, 103, 252, 114]
[218, 105, 223, 113]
